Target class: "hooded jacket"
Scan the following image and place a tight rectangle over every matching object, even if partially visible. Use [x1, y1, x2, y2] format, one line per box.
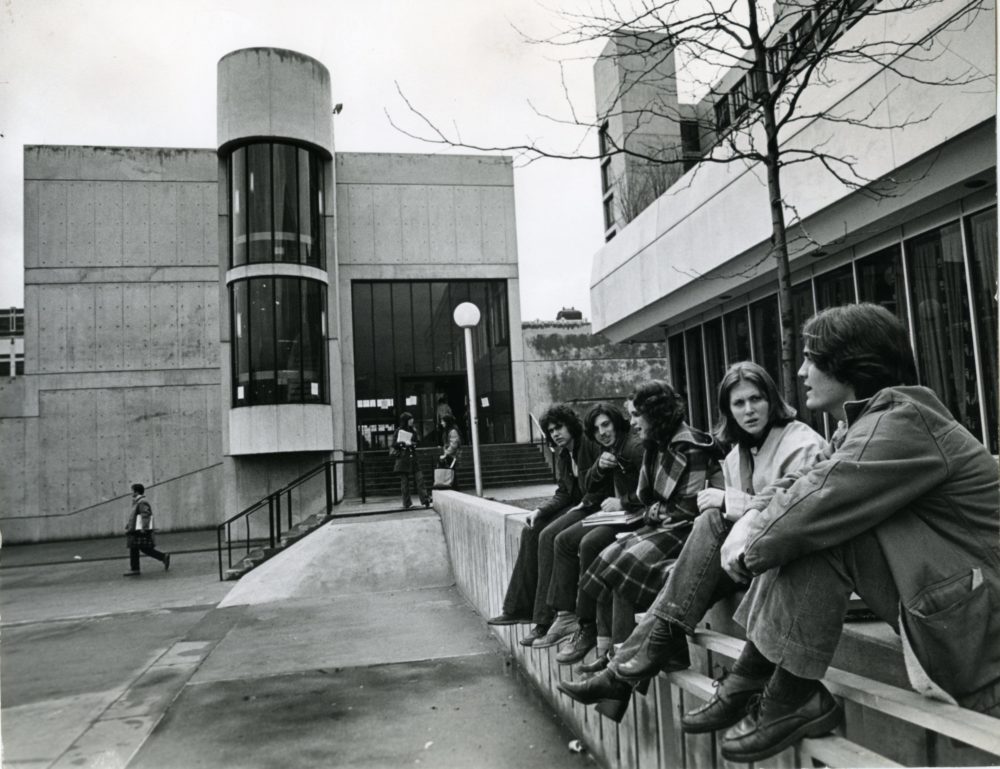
[742, 386, 1000, 714]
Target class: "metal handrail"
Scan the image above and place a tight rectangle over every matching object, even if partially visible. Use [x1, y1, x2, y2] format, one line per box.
[216, 452, 366, 580]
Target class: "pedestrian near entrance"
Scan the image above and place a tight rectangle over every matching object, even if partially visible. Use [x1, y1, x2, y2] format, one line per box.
[123, 483, 170, 577]
[391, 412, 431, 509]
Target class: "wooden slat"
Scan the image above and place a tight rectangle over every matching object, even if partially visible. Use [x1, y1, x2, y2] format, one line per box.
[800, 735, 903, 768]
[687, 630, 1000, 759]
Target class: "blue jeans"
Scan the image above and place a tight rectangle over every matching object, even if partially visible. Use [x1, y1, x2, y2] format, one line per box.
[735, 529, 899, 679]
[610, 509, 741, 668]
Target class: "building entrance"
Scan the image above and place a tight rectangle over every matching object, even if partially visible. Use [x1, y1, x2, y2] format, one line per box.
[399, 374, 468, 445]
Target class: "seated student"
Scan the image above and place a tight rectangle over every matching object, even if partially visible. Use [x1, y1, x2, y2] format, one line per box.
[534, 402, 645, 657]
[535, 402, 643, 664]
[558, 380, 725, 720]
[709, 303, 1000, 763]
[557, 361, 826, 721]
[487, 404, 599, 644]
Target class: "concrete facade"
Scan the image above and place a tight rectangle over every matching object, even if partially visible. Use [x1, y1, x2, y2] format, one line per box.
[521, 319, 669, 423]
[590, 3, 996, 340]
[3, 48, 526, 542]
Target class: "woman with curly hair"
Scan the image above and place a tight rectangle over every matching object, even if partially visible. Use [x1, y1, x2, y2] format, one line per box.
[559, 379, 725, 718]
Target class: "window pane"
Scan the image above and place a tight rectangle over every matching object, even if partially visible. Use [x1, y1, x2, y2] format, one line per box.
[430, 282, 454, 372]
[723, 306, 752, 364]
[814, 263, 855, 310]
[247, 144, 272, 263]
[301, 281, 326, 403]
[371, 283, 394, 412]
[352, 282, 375, 399]
[297, 149, 313, 265]
[684, 327, 708, 431]
[750, 294, 780, 388]
[274, 278, 302, 403]
[411, 282, 433, 373]
[966, 207, 997, 452]
[310, 153, 325, 269]
[272, 145, 298, 263]
[668, 334, 687, 405]
[703, 318, 725, 424]
[906, 222, 982, 440]
[856, 245, 908, 323]
[230, 147, 247, 266]
[249, 278, 276, 402]
[232, 281, 250, 403]
[392, 283, 414, 375]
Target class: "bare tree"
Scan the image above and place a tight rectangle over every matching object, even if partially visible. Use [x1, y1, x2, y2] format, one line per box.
[390, 0, 991, 404]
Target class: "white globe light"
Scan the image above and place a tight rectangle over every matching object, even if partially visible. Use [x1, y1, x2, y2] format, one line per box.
[453, 302, 481, 328]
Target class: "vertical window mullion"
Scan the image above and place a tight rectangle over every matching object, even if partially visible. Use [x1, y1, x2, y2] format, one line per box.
[682, 330, 693, 425]
[958, 209, 990, 443]
[699, 324, 712, 429]
[898, 230, 920, 384]
[746, 304, 757, 361]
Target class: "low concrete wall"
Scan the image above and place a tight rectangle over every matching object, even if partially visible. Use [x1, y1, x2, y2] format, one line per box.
[435, 490, 1000, 769]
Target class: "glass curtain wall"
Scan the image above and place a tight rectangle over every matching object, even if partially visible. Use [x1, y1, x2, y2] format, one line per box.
[352, 280, 514, 448]
[231, 277, 328, 406]
[667, 205, 997, 448]
[230, 142, 325, 268]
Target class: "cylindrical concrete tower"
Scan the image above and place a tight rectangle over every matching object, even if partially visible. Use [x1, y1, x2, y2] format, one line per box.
[217, 48, 339, 493]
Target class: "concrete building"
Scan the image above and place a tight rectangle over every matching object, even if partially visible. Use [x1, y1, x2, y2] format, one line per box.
[2, 48, 526, 543]
[590, 2, 997, 450]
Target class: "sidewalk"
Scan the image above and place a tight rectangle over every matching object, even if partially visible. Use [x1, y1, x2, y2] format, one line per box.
[1, 489, 589, 769]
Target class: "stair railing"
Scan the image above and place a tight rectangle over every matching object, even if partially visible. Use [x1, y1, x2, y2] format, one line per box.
[216, 452, 366, 580]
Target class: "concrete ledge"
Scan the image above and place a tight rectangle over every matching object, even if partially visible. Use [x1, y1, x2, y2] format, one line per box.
[435, 490, 1000, 768]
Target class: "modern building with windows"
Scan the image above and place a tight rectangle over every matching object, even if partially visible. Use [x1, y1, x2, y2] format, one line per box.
[1, 307, 24, 377]
[1, 47, 527, 542]
[590, 2, 997, 451]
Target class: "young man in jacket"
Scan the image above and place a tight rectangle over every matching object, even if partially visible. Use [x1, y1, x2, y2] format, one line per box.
[123, 483, 171, 576]
[487, 403, 600, 645]
[712, 303, 1000, 762]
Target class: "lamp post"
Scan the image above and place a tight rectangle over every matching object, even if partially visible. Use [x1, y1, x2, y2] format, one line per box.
[453, 302, 483, 497]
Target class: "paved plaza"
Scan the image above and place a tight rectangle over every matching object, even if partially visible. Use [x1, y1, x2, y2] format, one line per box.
[1, 488, 591, 769]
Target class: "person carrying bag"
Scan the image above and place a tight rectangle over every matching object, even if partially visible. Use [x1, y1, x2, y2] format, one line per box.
[434, 413, 462, 489]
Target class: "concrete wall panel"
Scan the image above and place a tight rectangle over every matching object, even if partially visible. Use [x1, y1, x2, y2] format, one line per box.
[150, 183, 179, 266]
[372, 186, 403, 263]
[400, 186, 430, 263]
[342, 185, 375, 263]
[426, 187, 458, 263]
[95, 284, 125, 370]
[481, 186, 510, 263]
[94, 182, 125, 262]
[124, 183, 152, 266]
[24, 180, 41, 269]
[36, 285, 68, 372]
[66, 285, 96, 372]
[454, 187, 484, 262]
[149, 283, 179, 367]
[123, 283, 153, 369]
[38, 181, 68, 268]
[67, 182, 97, 266]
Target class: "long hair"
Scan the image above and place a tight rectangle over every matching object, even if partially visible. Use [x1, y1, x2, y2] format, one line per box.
[713, 361, 796, 445]
[629, 380, 687, 448]
[584, 402, 631, 443]
[398, 411, 414, 428]
[439, 413, 457, 432]
[538, 403, 583, 448]
[803, 303, 917, 399]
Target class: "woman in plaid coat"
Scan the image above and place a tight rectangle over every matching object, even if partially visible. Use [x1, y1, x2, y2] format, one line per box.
[576, 380, 724, 682]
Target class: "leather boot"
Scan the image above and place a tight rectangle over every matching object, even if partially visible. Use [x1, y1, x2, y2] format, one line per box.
[681, 669, 770, 733]
[720, 684, 841, 763]
[557, 668, 631, 705]
[614, 617, 690, 681]
[575, 650, 609, 675]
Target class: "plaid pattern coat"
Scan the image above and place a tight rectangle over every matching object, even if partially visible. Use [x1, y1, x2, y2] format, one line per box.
[579, 424, 724, 610]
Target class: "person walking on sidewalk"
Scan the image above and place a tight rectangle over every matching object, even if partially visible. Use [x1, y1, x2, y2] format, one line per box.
[123, 483, 170, 577]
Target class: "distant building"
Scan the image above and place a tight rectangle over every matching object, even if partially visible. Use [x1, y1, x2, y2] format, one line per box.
[2, 48, 528, 542]
[0, 307, 24, 377]
[590, 3, 997, 450]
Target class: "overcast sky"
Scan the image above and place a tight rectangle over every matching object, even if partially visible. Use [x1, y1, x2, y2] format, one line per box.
[0, 0, 609, 321]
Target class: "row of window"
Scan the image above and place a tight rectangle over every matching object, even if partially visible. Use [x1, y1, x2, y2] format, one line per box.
[1, 308, 24, 338]
[229, 142, 326, 268]
[715, 0, 871, 131]
[230, 277, 328, 406]
[668, 205, 998, 453]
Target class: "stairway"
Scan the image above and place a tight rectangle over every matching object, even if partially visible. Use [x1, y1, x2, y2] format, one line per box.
[360, 442, 555, 496]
